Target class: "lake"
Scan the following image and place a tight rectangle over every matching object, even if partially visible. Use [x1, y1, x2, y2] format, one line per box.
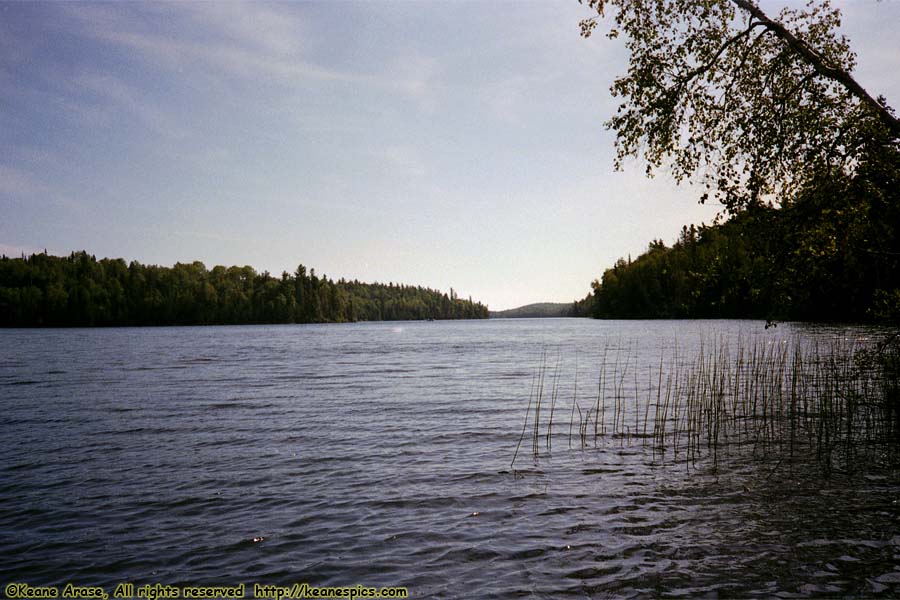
[1, 319, 898, 597]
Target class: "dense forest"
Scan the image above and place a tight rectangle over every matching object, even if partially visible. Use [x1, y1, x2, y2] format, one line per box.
[0, 252, 489, 327]
[580, 142, 900, 323]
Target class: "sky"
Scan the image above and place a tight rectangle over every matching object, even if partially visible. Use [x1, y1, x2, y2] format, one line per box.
[1, 1, 899, 311]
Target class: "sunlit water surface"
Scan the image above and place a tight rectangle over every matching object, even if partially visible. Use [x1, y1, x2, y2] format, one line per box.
[1, 319, 898, 597]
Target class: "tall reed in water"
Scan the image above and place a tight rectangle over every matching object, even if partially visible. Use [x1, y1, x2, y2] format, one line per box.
[512, 334, 900, 472]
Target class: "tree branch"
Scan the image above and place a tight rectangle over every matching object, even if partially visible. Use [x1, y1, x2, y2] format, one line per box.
[731, 0, 900, 140]
[677, 20, 763, 89]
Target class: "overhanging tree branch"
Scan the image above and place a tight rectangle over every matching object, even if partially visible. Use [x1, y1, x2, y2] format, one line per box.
[731, 0, 900, 140]
[678, 20, 763, 89]
[579, 0, 898, 211]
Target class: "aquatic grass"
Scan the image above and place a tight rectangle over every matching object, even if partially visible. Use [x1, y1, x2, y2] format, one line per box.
[546, 350, 562, 452]
[568, 353, 579, 449]
[510, 370, 537, 469]
[511, 333, 900, 473]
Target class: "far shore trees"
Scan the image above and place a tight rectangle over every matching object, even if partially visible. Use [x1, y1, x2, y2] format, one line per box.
[0, 252, 490, 327]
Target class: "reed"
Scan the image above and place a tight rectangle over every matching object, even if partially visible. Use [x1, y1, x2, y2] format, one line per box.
[511, 333, 900, 473]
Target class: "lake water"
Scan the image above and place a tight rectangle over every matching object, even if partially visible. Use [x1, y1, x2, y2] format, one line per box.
[1, 319, 898, 598]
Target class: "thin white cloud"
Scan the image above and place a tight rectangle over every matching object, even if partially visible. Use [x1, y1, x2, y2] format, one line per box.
[62, 2, 436, 101]
[176, 2, 307, 57]
[385, 52, 441, 110]
[96, 28, 355, 86]
[381, 145, 428, 179]
[69, 71, 183, 139]
[0, 164, 52, 197]
[0, 164, 81, 215]
[480, 74, 540, 125]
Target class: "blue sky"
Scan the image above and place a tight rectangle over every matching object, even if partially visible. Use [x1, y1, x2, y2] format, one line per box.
[2, 1, 899, 310]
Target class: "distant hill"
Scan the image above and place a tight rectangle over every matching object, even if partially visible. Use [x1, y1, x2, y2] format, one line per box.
[490, 302, 576, 318]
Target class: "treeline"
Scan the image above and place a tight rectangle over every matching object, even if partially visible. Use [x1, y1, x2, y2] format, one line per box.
[582, 143, 900, 323]
[0, 253, 489, 326]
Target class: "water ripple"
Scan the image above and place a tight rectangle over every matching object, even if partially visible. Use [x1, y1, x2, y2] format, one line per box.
[0, 320, 897, 597]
